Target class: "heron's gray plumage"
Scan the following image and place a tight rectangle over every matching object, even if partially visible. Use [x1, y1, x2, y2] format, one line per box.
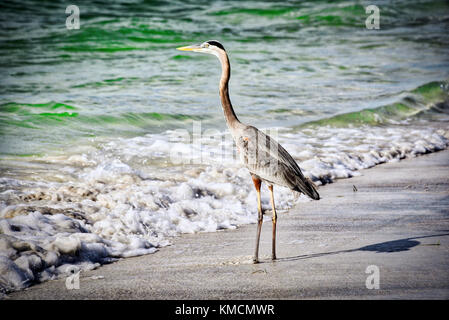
[233, 124, 320, 200]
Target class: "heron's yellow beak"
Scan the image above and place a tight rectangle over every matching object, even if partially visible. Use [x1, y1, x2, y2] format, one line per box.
[176, 44, 202, 52]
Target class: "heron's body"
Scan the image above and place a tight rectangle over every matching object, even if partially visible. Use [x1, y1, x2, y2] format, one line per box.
[234, 125, 319, 198]
[177, 40, 319, 263]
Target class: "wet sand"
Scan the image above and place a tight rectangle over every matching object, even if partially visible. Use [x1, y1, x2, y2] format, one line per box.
[7, 150, 449, 299]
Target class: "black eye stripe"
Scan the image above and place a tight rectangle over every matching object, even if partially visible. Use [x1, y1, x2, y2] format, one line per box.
[206, 40, 225, 51]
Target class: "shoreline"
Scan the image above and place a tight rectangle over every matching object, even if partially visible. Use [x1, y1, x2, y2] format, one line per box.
[6, 149, 449, 299]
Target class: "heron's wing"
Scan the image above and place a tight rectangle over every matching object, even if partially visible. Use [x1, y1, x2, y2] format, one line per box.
[237, 126, 319, 200]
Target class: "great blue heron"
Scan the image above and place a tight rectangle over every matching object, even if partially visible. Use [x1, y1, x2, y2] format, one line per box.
[177, 40, 320, 263]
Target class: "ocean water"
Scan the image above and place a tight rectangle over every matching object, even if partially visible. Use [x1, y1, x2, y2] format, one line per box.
[1, 0, 449, 293]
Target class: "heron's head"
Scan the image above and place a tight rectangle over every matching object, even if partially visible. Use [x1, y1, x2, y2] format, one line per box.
[176, 40, 226, 58]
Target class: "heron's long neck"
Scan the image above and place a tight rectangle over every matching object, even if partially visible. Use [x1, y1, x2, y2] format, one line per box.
[218, 52, 240, 129]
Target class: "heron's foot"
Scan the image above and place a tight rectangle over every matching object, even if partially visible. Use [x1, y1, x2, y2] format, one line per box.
[271, 255, 277, 261]
[252, 257, 259, 264]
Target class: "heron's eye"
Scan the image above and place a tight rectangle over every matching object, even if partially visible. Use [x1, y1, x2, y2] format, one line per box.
[203, 43, 209, 48]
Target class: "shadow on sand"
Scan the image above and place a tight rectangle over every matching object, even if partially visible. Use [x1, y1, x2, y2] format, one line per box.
[277, 233, 448, 263]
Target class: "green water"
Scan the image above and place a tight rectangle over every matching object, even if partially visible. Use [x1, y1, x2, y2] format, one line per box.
[0, 0, 449, 156]
[303, 81, 449, 127]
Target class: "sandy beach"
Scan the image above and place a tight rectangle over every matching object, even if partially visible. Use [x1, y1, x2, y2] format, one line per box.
[6, 149, 449, 300]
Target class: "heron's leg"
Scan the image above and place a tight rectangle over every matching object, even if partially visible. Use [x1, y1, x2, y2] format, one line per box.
[252, 175, 262, 264]
[268, 185, 277, 260]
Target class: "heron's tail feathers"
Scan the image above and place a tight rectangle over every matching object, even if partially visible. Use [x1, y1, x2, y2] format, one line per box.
[293, 177, 320, 200]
